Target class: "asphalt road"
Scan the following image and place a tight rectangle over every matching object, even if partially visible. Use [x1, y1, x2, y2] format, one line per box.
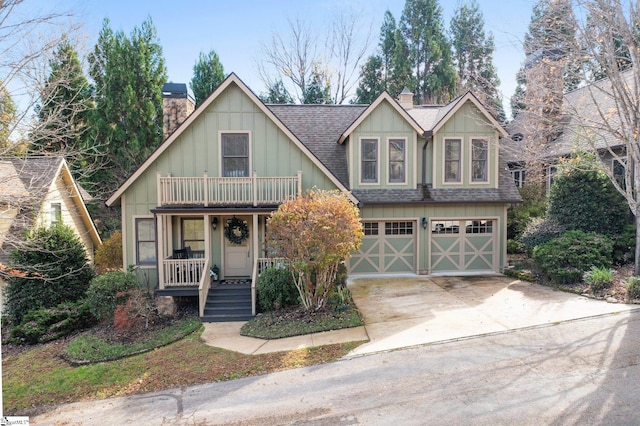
[34, 310, 640, 425]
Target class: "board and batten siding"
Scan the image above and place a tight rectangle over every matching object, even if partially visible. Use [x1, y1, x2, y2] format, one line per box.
[121, 83, 340, 278]
[349, 100, 419, 190]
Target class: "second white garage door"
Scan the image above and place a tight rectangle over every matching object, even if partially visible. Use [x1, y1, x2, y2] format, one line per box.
[430, 219, 498, 274]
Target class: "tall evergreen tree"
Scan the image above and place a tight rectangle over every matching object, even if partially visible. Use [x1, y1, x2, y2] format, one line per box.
[302, 66, 332, 104]
[190, 49, 225, 107]
[400, 0, 458, 104]
[450, 0, 504, 121]
[355, 55, 385, 104]
[260, 79, 294, 104]
[379, 11, 397, 88]
[388, 30, 413, 98]
[0, 80, 16, 150]
[88, 17, 167, 197]
[32, 39, 93, 168]
[511, 0, 581, 117]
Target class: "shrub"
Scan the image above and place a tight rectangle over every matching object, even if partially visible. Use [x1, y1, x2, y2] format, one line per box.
[113, 288, 156, 331]
[257, 266, 299, 311]
[547, 169, 629, 237]
[627, 276, 640, 300]
[5, 224, 95, 324]
[583, 266, 614, 293]
[612, 225, 636, 266]
[328, 285, 353, 311]
[520, 217, 565, 254]
[532, 230, 613, 285]
[9, 301, 96, 345]
[86, 271, 140, 320]
[507, 184, 547, 240]
[507, 239, 525, 254]
[95, 230, 123, 274]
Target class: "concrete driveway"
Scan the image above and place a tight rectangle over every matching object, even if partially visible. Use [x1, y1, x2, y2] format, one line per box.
[346, 275, 639, 356]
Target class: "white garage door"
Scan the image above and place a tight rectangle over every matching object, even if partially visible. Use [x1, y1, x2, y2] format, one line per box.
[349, 221, 416, 274]
[430, 219, 497, 274]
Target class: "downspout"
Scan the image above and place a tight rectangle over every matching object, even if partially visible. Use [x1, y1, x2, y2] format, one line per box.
[422, 131, 433, 187]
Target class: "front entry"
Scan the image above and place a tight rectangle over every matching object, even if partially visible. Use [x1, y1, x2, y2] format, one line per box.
[223, 216, 253, 278]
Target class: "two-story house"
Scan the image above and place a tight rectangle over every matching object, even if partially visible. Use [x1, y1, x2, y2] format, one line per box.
[106, 74, 520, 321]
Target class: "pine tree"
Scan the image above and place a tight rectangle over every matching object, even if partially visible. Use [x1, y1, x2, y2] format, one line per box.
[511, 0, 581, 117]
[388, 30, 413, 98]
[0, 80, 16, 150]
[450, 0, 504, 121]
[302, 66, 332, 104]
[88, 18, 167, 197]
[32, 39, 93, 168]
[380, 11, 397, 88]
[355, 55, 385, 104]
[260, 79, 294, 104]
[190, 49, 225, 106]
[400, 0, 458, 104]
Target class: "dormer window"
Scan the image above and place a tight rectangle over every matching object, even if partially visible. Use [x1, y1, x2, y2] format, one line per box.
[361, 138, 379, 184]
[51, 203, 62, 224]
[388, 138, 406, 183]
[444, 138, 462, 183]
[512, 133, 523, 142]
[471, 138, 488, 182]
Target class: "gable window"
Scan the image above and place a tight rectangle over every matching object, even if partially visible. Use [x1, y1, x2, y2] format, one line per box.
[388, 138, 406, 183]
[222, 133, 249, 177]
[182, 218, 205, 252]
[135, 217, 156, 265]
[50, 203, 62, 224]
[471, 138, 488, 182]
[444, 139, 461, 183]
[361, 138, 378, 183]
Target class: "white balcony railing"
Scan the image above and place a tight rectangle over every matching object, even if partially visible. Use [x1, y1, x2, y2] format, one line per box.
[157, 171, 302, 207]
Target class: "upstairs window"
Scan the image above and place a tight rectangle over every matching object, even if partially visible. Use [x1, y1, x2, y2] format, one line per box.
[388, 138, 406, 183]
[444, 139, 461, 183]
[511, 168, 526, 188]
[361, 138, 378, 183]
[222, 133, 249, 177]
[471, 138, 488, 182]
[50, 203, 62, 224]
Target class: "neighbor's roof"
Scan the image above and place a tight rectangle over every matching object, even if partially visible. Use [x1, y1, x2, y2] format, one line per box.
[506, 69, 635, 162]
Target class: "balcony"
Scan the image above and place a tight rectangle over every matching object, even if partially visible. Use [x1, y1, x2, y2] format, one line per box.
[157, 171, 302, 207]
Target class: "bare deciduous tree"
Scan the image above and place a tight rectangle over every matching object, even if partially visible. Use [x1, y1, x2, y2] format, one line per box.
[258, 12, 372, 104]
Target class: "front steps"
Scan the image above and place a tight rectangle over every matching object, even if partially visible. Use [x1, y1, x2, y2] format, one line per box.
[201, 281, 253, 322]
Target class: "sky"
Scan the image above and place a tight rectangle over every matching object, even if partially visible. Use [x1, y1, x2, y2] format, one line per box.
[24, 0, 536, 116]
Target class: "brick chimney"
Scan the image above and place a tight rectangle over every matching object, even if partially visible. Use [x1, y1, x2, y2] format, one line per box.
[398, 87, 414, 109]
[162, 83, 195, 139]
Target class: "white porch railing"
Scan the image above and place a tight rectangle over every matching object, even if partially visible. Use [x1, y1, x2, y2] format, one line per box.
[163, 258, 207, 287]
[157, 171, 302, 207]
[198, 258, 211, 317]
[251, 257, 288, 316]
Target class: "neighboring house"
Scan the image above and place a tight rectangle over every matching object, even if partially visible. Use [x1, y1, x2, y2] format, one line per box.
[106, 74, 520, 321]
[0, 156, 102, 270]
[505, 70, 631, 190]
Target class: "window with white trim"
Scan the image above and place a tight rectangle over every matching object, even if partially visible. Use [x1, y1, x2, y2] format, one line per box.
[471, 138, 488, 182]
[135, 218, 156, 265]
[361, 139, 378, 183]
[363, 222, 379, 236]
[222, 133, 249, 177]
[444, 139, 461, 183]
[182, 218, 205, 251]
[51, 203, 62, 224]
[385, 221, 413, 235]
[388, 138, 406, 183]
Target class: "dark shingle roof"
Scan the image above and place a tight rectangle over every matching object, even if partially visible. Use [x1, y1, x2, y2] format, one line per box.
[506, 70, 633, 162]
[267, 104, 367, 188]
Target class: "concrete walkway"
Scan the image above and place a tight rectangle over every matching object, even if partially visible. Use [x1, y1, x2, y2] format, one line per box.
[200, 275, 640, 357]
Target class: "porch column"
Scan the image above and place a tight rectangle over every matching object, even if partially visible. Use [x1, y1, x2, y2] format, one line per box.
[157, 214, 165, 289]
[253, 214, 259, 265]
[204, 213, 211, 263]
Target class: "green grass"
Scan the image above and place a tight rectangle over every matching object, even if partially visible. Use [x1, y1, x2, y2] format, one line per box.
[240, 305, 363, 339]
[64, 316, 201, 363]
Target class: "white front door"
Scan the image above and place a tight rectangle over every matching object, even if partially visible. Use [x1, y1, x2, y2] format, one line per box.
[223, 216, 253, 278]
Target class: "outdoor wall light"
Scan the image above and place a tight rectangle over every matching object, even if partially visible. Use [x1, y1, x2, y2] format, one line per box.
[421, 217, 428, 229]
[212, 217, 218, 230]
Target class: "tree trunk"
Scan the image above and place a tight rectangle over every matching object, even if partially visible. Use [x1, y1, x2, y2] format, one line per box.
[635, 205, 640, 276]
